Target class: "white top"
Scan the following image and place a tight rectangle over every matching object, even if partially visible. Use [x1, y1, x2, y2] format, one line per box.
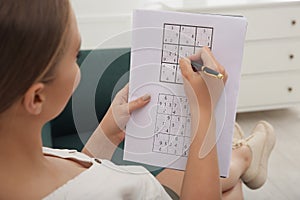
[42, 147, 171, 200]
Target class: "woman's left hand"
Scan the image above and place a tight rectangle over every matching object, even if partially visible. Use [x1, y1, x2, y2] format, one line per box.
[100, 84, 151, 145]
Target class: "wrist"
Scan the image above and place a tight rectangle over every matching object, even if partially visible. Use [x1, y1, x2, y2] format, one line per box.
[99, 121, 123, 146]
[99, 107, 124, 146]
[101, 106, 120, 132]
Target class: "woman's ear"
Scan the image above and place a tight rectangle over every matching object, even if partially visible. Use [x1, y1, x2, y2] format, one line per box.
[23, 83, 45, 115]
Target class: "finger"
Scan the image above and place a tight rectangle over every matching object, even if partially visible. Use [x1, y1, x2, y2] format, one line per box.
[200, 47, 219, 71]
[222, 71, 228, 85]
[188, 46, 211, 62]
[188, 47, 202, 61]
[179, 57, 194, 79]
[114, 84, 129, 105]
[189, 47, 228, 85]
[201, 47, 228, 83]
[202, 47, 226, 72]
[128, 94, 151, 113]
[188, 47, 218, 73]
[117, 83, 129, 97]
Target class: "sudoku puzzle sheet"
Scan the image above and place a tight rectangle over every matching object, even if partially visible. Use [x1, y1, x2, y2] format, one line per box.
[160, 23, 214, 84]
[153, 23, 214, 156]
[126, 9, 247, 176]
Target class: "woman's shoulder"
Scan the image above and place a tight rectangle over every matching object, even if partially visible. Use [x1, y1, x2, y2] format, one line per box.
[43, 147, 149, 173]
[43, 147, 171, 200]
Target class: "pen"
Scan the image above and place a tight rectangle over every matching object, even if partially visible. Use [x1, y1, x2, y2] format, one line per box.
[190, 61, 224, 80]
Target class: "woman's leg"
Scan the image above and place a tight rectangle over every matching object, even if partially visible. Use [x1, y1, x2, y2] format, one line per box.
[222, 180, 244, 200]
[221, 145, 251, 192]
[157, 121, 275, 199]
[156, 145, 251, 196]
[156, 168, 184, 196]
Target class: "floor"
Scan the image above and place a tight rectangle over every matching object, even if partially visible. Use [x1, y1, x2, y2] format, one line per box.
[236, 105, 300, 200]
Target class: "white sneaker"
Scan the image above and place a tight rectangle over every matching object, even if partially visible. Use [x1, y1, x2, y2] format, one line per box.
[241, 121, 276, 189]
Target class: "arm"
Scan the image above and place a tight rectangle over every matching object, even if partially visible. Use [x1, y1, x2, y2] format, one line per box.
[82, 84, 150, 160]
[81, 110, 122, 160]
[180, 47, 228, 199]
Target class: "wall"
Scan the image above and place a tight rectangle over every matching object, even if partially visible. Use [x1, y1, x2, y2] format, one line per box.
[70, 0, 158, 49]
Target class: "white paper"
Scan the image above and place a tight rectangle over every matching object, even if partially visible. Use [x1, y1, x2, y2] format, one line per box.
[124, 9, 247, 177]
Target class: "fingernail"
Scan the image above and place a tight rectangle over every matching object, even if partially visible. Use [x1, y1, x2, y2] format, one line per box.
[142, 94, 151, 101]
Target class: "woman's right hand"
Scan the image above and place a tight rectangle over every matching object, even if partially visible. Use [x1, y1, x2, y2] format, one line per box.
[179, 47, 227, 199]
[179, 46, 228, 113]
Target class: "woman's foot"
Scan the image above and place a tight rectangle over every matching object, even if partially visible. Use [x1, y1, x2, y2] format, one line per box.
[241, 121, 276, 189]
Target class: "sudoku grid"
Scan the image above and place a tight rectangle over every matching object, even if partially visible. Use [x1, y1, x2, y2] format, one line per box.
[152, 93, 192, 156]
[160, 23, 213, 84]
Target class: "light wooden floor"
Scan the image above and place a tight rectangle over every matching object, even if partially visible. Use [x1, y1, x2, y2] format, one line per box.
[236, 105, 300, 200]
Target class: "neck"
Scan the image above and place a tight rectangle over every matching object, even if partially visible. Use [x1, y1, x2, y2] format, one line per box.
[0, 106, 58, 199]
[0, 107, 47, 170]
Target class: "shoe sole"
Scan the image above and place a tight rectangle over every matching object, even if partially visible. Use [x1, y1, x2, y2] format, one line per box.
[244, 121, 276, 189]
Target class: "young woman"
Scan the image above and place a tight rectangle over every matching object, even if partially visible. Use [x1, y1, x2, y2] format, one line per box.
[0, 0, 275, 199]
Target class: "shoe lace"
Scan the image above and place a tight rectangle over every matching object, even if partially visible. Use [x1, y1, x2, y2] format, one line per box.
[232, 135, 254, 150]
